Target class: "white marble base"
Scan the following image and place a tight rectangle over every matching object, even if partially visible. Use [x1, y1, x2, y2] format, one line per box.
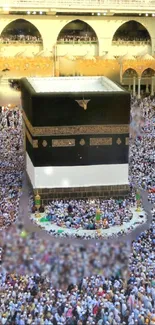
[26, 153, 129, 189]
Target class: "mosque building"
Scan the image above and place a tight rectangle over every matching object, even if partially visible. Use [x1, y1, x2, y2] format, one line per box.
[0, 0, 155, 97]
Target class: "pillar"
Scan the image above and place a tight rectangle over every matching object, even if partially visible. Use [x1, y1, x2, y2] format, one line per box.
[120, 62, 123, 84]
[151, 76, 154, 96]
[146, 81, 149, 94]
[53, 44, 57, 77]
[137, 77, 141, 99]
[98, 37, 111, 56]
[133, 76, 136, 96]
[151, 37, 155, 56]
[128, 83, 131, 92]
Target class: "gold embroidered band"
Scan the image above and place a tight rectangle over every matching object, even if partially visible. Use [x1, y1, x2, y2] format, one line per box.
[22, 110, 129, 137]
[25, 128, 38, 148]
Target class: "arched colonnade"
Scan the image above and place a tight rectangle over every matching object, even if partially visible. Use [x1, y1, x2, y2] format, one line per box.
[123, 67, 155, 98]
[0, 16, 154, 56]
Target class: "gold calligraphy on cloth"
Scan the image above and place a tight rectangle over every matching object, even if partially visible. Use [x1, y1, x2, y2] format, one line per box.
[52, 139, 75, 147]
[22, 110, 129, 137]
[90, 138, 112, 146]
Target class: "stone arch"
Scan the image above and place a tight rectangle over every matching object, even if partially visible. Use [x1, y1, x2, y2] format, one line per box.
[56, 19, 99, 57]
[123, 68, 138, 78]
[0, 18, 43, 43]
[112, 20, 151, 45]
[141, 67, 155, 77]
[122, 67, 139, 94]
[140, 68, 155, 95]
[57, 19, 98, 43]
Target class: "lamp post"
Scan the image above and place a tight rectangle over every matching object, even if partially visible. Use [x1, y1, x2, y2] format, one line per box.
[95, 207, 101, 225]
[35, 191, 41, 212]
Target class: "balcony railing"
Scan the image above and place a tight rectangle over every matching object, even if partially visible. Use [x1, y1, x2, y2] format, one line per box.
[112, 40, 151, 46]
[1, 0, 155, 9]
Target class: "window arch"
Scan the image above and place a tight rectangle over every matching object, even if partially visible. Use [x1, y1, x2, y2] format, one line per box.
[112, 20, 151, 45]
[123, 68, 138, 78]
[141, 68, 155, 77]
[0, 19, 43, 44]
[57, 19, 98, 44]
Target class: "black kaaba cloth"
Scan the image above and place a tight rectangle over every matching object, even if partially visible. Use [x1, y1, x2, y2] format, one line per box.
[20, 76, 130, 167]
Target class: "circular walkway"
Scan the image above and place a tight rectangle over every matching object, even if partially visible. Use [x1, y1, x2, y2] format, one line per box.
[31, 207, 146, 239]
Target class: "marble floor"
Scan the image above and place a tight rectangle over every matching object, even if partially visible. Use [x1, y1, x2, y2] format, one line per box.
[31, 207, 146, 239]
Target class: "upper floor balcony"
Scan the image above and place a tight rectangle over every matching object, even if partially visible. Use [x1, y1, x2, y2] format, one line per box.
[1, 0, 155, 12]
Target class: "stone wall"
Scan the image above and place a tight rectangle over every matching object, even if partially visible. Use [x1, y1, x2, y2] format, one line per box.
[34, 184, 130, 205]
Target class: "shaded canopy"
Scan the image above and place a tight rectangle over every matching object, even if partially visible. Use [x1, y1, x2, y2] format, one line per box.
[101, 52, 116, 60]
[36, 50, 53, 57]
[16, 50, 34, 58]
[121, 53, 136, 61]
[83, 52, 96, 61]
[139, 53, 154, 61]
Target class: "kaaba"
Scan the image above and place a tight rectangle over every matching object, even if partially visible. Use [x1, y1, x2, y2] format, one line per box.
[20, 76, 130, 194]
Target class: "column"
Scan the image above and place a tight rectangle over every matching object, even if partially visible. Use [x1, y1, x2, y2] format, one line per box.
[133, 76, 136, 96]
[151, 38, 155, 56]
[53, 44, 58, 77]
[120, 62, 123, 84]
[128, 83, 131, 92]
[146, 81, 149, 94]
[98, 37, 111, 56]
[137, 77, 141, 99]
[151, 76, 154, 96]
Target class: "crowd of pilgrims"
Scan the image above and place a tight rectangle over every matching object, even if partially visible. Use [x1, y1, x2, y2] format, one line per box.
[0, 96, 155, 324]
[0, 35, 42, 44]
[0, 227, 130, 286]
[32, 198, 134, 231]
[112, 37, 151, 45]
[57, 33, 97, 43]
[0, 105, 24, 230]
[112, 31, 151, 45]
[0, 33, 96, 45]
